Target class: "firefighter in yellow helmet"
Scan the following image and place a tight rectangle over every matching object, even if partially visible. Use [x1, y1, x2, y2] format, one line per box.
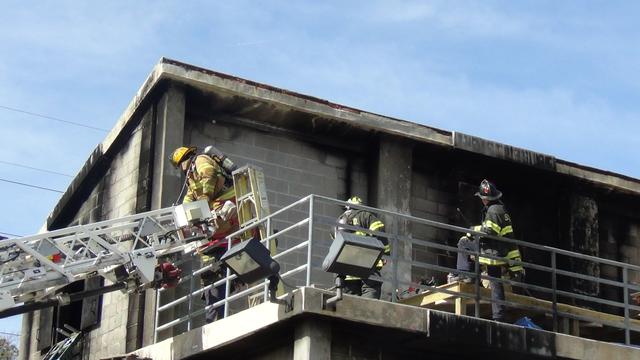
[170, 146, 238, 237]
[334, 196, 389, 299]
[170, 145, 239, 323]
[449, 179, 523, 322]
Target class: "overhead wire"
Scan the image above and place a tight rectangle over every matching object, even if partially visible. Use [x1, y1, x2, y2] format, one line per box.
[0, 160, 73, 177]
[0, 231, 22, 238]
[0, 104, 109, 132]
[0, 331, 20, 337]
[0, 177, 64, 193]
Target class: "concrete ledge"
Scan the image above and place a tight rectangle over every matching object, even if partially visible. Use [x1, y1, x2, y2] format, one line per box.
[555, 333, 638, 360]
[130, 287, 640, 359]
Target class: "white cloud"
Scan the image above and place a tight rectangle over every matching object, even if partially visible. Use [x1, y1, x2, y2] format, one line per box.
[0, 3, 170, 58]
[366, 0, 531, 38]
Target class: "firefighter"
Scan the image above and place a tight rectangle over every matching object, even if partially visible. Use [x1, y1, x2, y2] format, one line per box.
[170, 146, 238, 237]
[449, 179, 523, 322]
[334, 196, 389, 299]
[170, 146, 239, 323]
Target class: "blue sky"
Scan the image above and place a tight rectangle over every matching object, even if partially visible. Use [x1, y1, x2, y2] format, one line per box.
[1, 0, 639, 337]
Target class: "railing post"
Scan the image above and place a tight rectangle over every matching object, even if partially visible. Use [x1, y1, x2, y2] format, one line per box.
[264, 217, 272, 302]
[306, 195, 314, 287]
[551, 252, 558, 333]
[474, 235, 481, 318]
[391, 218, 399, 303]
[223, 237, 232, 318]
[154, 288, 160, 343]
[623, 267, 630, 345]
[187, 263, 194, 332]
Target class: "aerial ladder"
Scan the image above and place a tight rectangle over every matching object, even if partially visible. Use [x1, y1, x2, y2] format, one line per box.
[0, 200, 214, 317]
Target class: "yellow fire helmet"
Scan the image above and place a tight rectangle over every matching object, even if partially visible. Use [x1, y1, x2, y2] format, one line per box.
[345, 195, 363, 210]
[170, 146, 197, 167]
[347, 196, 363, 205]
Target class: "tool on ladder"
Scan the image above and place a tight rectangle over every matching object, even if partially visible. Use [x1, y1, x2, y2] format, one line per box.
[232, 165, 271, 243]
[232, 165, 285, 299]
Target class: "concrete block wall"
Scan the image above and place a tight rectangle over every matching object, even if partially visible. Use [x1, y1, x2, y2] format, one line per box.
[25, 123, 144, 360]
[410, 170, 457, 283]
[86, 285, 129, 356]
[82, 124, 143, 360]
[188, 119, 365, 288]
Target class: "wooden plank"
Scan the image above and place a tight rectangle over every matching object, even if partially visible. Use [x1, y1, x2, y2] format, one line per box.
[401, 281, 640, 329]
[400, 282, 462, 307]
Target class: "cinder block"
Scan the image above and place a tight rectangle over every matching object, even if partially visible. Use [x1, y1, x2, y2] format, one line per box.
[276, 138, 303, 155]
[288, 182, 313, 197]
[284, 154, 309, 170]
[411, 177, 428, 199]
[277, 167, 305, 183]
[276, 192, 301, 207]
[254, 134, 280, 151]
[437, 203, 452, 216]
[413, 198, 438, 214]
[264, 177, 288, 194]
[427, 188, 453, 204]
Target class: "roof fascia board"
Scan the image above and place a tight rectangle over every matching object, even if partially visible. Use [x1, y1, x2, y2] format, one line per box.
[556, 160, 640, 195]
[453, 131, 557, 171]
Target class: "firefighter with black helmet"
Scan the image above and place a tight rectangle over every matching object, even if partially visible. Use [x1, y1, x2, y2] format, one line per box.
[449, 179, 523, 322]
[334, 196, 389, 299]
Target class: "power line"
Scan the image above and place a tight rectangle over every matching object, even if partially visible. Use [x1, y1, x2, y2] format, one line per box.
[0, 231, 22, 238]
[0, 332, 19, 337]
[0, 160, 73, 177]
[0, 104, 109, 132]
[0, 178, 64, 193]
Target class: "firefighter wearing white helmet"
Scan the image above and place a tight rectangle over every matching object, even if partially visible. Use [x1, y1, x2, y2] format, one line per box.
[449, 179, 523, 322]
[334, 196, 389, 299]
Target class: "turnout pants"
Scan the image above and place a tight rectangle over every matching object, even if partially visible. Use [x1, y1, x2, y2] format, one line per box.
[456, 236, 506, 322]
[203, 280, 226, 323]
[344, 271, 383, 300]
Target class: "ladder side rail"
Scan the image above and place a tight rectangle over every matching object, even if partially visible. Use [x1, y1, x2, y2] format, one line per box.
[0, 206, 179, 298]
[11, 206, 176, 246]
[2, 250, 139, 298]
[16, 215, 175, 267]
[47, 212, 176, 264]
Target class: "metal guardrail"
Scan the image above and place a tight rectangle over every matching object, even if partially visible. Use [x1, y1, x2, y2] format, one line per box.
[154, 194, 640, 346]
